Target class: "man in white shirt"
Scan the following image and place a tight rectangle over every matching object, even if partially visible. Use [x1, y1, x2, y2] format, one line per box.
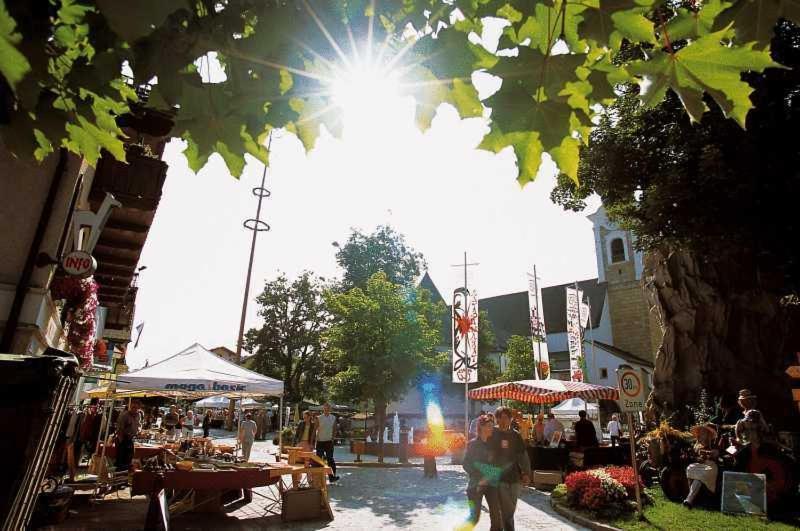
[316, 402, 339, 482]
[607, 413, 622, 447]
[543, 413, 564, 445]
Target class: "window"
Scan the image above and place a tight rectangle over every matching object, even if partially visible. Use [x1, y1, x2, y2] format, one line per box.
[600, 368, 608, 379]
[610, 238, 626, 263]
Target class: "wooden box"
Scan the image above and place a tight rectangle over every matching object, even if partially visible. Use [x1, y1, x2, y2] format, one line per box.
[533, 470, 563, 489]
[282, 488, 323, 521]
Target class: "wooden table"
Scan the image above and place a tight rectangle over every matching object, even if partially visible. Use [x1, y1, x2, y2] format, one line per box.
[97, 442, 166, 461]
[131, 460, 333, 529]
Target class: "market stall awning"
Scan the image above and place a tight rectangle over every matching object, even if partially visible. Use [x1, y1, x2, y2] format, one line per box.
[84, 385, 173, 398]
[551, 398, 600, 416]
[117, 343, 283, 397]
[468, 379, 618, 403]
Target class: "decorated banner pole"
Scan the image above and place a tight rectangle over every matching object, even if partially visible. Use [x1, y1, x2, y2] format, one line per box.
[452, 253, 479, 438]
[527, 266, 549, 380]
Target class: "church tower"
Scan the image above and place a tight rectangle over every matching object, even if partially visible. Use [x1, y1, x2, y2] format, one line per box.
[588, 206, 662, 362]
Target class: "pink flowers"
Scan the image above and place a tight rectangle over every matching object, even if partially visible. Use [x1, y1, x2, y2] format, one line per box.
[564, 466, 642, 512]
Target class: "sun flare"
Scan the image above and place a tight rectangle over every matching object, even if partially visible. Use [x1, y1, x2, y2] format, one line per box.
[330, 61, 408, 136]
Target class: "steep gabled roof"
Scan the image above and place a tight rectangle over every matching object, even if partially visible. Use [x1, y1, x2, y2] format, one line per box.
[540, 278, 607, 334]
[418, 271, 446, 306]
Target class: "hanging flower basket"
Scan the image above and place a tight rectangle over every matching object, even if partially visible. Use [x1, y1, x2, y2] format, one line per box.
[51, 276, 99, 367]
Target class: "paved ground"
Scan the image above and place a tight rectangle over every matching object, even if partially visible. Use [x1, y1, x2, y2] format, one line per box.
[45, 433, 584, 531]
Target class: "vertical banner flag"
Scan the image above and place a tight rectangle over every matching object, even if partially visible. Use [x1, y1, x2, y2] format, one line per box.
[452, 288, 479, 383]
[526, 272, 550, 379]
[566, 287, 584, 382]
[580, 301, 591, 328]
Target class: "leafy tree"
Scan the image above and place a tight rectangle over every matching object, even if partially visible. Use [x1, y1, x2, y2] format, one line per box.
[1, 0, 794, 184]
[243, 271, 329, 404]
[335, 225, 426, 291]
[550, 20, 800, 424]
[498, 334, 539, 412]
[324, 271, 443, 461]
[551, 20, 800, 294]
[500, 335, 537, 382]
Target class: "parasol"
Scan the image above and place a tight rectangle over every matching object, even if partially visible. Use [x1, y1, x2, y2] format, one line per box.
[468, 379, 619, 404]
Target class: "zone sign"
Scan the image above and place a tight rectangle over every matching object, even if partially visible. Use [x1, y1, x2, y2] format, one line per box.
[61, 250, 96, 277]
[617, 367, 646, 412]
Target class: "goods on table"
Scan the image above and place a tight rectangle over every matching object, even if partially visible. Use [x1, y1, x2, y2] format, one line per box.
[176, 461, 194, 471]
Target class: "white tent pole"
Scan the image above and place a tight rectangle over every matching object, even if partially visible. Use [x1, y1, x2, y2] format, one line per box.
[278, 394, 284, 450]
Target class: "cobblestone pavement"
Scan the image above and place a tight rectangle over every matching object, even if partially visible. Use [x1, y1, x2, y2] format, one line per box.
[47, 434, 585, 531]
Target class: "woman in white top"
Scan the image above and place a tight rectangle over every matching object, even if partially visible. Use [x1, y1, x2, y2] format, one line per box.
[607, 414, 622, 447]
[182, 410, 195, 439]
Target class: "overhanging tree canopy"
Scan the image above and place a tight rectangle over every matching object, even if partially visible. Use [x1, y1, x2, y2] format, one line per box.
[1, 0, 796, 184]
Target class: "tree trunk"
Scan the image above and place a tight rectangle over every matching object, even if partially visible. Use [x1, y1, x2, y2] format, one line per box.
[644, 247, 800, 429]
[375, 399, 387, 463]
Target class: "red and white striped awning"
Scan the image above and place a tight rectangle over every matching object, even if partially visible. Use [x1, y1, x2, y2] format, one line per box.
[468, 379, 619, 404]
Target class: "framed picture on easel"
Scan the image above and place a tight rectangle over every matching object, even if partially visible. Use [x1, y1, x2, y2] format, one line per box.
[550, 430, 562, 447]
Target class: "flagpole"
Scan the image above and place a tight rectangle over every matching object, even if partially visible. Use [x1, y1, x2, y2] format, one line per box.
[464, 252, 469, 440]
[533, 265, 543, 379]
[588, 297, 597, 384]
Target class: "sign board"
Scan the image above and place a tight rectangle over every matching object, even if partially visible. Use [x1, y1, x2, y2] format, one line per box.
[61, 250, 96, 277]
[721, 472, 767, 515]
[616, 367, 647, 412]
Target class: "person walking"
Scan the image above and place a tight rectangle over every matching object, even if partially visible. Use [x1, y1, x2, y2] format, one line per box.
[469, 410, 486, 440]
[490, 407, 531, 531]
[238, 413, 258, 461]
[115, 400, 142, 472]
[202, 409, 212, 438]
[463, 414, 502, 529]
[182, 410, 195, 439]
[607, 414, 622, 447]
[316, 402, 340, 482]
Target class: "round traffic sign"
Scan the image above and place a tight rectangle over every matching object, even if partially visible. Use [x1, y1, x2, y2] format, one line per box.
[619, 370, 642, 399]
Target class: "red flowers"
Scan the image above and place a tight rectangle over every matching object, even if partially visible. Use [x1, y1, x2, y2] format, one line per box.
[564, 466, 641, 512]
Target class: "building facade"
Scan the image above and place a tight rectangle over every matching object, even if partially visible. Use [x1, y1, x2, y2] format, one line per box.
[390, 205, 661, 423]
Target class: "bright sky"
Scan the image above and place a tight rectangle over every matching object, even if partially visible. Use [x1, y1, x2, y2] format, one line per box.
[126, 24, 602, 369]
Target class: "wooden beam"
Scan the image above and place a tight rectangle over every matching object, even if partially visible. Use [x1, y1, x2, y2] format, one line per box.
[104, 219, 151, 233]
[95, 238, 142, 252]
[93, 253, 138, 268]
[94, 275, 130, 287]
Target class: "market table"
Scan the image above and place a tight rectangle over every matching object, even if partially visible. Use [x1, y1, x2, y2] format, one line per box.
[582, 444, 629, 467]
[132, 460, 333, 527]
[527, 446, 569, 471]
[97, 442, 166, 461]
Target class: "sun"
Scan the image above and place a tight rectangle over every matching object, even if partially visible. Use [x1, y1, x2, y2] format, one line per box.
[330, 61, 407, 136]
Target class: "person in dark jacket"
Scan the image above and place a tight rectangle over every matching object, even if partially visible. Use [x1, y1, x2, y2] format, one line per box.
[574, 410, 599, 448]
[489, 407, 532, 531]
[463, 414, 502, 529]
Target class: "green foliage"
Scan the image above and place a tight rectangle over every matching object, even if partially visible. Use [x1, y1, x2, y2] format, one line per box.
[335, 225, 426, 291]
[0, 0, 29, 90]
[0, 0, 797, 184]
[551, 20, 800, 295]
[243, 271, 330, 404]
[500, 335, 535, 381]
[323, 271, 443, 439]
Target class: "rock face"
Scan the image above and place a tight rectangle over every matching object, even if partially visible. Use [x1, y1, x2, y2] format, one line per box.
[643, 247, 800, 428]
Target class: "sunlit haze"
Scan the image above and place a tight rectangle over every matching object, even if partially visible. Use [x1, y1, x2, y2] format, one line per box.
[127, 28, 601, 369]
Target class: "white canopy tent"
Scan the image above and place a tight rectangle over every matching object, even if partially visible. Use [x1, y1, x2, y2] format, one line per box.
[551, 398, 600, 418]
[117, 343, 283, 397]
[194, 396, 270, 409]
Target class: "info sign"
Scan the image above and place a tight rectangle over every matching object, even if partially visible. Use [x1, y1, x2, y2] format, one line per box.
[616, 367, 647, 412]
